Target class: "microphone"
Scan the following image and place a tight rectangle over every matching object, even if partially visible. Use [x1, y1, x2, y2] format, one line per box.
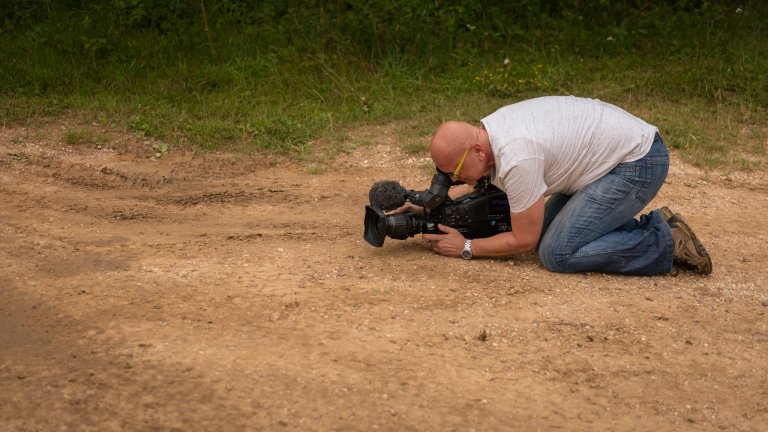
[368, 180, 407, 211]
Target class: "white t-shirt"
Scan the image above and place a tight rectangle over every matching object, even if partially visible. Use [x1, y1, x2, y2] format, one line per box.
[481, 96, 658, 212]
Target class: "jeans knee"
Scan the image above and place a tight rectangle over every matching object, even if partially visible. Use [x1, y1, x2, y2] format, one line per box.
[538, 242, 568, 272]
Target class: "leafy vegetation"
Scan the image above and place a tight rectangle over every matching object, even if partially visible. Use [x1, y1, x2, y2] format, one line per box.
[1, 0, 766, 169]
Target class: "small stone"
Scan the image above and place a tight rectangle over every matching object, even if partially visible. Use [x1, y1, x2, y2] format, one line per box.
[762, 300, 768, 307]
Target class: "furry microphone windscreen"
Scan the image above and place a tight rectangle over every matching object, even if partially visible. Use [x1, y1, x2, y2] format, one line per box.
[368, 180, 407, 211]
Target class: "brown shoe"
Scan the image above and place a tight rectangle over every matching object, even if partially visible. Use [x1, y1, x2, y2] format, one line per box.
[659, 206, 674, 222]
[668, 213, 712, 275]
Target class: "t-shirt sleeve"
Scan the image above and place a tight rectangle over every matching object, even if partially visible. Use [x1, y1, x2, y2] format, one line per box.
[499, 157, 547, 213]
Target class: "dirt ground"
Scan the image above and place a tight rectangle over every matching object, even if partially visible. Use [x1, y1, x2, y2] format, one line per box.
[1, 119, 767, 432]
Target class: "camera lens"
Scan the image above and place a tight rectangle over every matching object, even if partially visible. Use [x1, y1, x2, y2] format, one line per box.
[364, 205, 426, 247]
[385, 213, 422, 240]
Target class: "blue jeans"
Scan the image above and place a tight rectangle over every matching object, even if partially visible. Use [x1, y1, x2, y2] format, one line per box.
[537, 133, 673, 275]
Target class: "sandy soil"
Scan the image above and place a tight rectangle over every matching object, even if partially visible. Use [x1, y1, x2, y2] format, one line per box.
[1, 120, 767, 432]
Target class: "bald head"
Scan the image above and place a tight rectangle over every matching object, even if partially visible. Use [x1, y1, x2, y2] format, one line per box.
[430, 121, 478, 170]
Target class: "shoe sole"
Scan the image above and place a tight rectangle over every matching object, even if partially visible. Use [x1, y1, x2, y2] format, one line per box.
[669, 214, 712, 275]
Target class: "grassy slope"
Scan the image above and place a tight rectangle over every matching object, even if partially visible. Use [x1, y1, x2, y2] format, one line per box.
[0, 2, 765, 170]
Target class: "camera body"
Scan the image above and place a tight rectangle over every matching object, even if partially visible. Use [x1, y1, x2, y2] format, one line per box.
[363, 174, 512, 247]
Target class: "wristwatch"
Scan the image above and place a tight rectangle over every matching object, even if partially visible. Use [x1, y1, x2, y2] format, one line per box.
[461, 239, 473, 260]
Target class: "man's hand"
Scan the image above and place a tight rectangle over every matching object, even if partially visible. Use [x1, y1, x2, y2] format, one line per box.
[422, 224, 466, 258]
[389, 202, 425, 216]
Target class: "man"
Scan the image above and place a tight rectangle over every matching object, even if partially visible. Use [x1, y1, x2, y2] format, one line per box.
[422, 96, 711, 276]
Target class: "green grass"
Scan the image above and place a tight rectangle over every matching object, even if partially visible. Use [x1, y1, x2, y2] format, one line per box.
[0, 1, 766, 171]
[63, 129, 108, 147]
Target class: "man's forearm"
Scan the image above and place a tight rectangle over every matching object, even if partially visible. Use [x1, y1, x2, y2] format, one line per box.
[448, 183, 475, 199]
[471, 196, 545, 257]
[470, 231, 537, 257]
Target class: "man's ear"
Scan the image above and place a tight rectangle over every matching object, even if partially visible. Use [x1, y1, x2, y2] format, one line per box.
[473, 142, 485, 161]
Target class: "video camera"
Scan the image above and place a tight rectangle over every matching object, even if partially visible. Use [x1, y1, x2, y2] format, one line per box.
[363, 171, 512, 247]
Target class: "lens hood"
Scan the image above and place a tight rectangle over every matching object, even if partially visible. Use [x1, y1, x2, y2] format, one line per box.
[363, 205, 387, 247]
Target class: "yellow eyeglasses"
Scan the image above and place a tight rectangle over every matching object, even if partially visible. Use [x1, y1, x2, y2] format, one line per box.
[453, 146, 470, 177]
